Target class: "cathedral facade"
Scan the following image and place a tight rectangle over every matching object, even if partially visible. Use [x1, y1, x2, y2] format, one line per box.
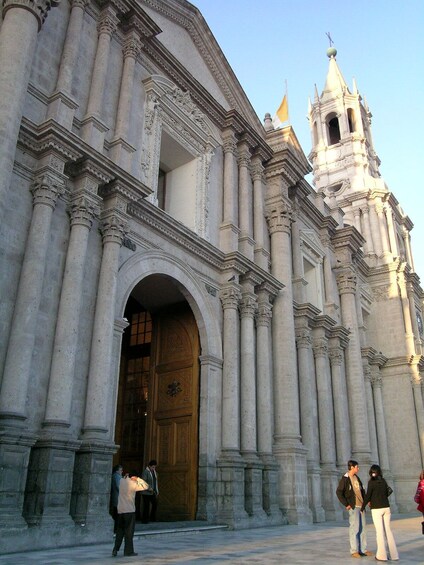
[0, 0, 423, 553]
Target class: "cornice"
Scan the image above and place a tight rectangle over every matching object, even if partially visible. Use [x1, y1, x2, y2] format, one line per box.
[18, 118, 151, 200]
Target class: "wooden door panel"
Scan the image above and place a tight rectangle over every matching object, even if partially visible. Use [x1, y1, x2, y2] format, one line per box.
[147, 304, 199, 521]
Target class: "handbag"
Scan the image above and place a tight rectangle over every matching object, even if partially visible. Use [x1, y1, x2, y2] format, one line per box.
[387, 486, 393, 496]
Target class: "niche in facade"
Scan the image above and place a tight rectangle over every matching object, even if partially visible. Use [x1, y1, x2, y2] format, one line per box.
[326, 113, 341, 145]
[347, 108, 356, 133]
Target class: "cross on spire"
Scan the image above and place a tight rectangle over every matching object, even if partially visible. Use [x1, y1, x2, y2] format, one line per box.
[325, 32, 334, 47]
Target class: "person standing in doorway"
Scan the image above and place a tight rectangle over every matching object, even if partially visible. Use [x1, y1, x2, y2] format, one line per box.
[141, 460, 159, 523]
[336, 460, 373, 558]
[361, 464, 398, 561]
[112, 472, 149, 557]
[110, 464, 123, 534]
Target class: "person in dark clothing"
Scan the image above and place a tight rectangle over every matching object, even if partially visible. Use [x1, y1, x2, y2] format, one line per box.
[110, 464, 123, 534]
[141, 460, 159, 523]
[336, 460, 372, 558]
[361, 464, 398, 562]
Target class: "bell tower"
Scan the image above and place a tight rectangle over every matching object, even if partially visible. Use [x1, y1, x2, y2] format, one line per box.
[308, 46, 402, 267]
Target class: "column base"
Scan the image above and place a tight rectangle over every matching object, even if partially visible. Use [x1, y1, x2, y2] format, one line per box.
[109, 137, 136, 172]
[23, 435, 81, 528]
[216, 453, 249, 528]
[80, 115, 109, 152]
[219, 222, 240, 253]
[321, 465, 344, 521]
[243, 453, 267, 520]
[46, 91, 79, 130]
[70, 440, 117, 526]
[260, 453, 286, 525]
[0, 425, 37, 531]
[273, 439, 313, 524]
[306, 465, 326, 523]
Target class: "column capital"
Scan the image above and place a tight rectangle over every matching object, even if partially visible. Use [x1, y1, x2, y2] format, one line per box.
[221, 129, 238, 155]
[265, 200, 292, 235]
[328, 346, 343, 366]
[31, 173, 65, 209]
[295, 329, 312, 349]
[250, 159, 264, 182]
[99, 212, 128, 245]
[239, 295, 257, 318]
[68, 194, 100, 228]
[219, 286, 241, 309]
[312, 337, 328, 358]
[2, 0, 59, 30]
[336, 270, 357, 294]
[97, 5, 119, 36]
[237, 141, 251, 168]
[122, 31, 143, 59]
[256, 301, 272, 327]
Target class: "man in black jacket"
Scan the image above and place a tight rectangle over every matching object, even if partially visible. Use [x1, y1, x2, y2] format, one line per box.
[336, 460, 373, 558]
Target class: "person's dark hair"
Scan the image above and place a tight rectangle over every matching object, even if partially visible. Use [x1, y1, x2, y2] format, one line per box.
[347, 460, 358, 470]
[112, 464, 123, 473]
[369, 464, 382, 479]
[148, 459, 157, 466]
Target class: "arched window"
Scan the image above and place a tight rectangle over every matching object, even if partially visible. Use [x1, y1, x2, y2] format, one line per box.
[326, 113, 341, 145]
[347, 108, 356, 133]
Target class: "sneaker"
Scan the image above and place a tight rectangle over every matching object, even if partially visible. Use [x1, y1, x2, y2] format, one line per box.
[352, 553, 361, 558]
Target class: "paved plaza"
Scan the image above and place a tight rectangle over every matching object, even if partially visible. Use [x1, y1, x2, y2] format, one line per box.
[0, 514, 422, 564]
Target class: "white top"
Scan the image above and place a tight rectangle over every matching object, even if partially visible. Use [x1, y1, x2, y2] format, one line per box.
[117, 476, 149, 514]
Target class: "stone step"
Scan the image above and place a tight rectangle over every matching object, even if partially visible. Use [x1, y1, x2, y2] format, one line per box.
[133, 521, 228, 538]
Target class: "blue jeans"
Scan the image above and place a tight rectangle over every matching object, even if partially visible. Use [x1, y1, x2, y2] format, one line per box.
[348, 507, 367, 554]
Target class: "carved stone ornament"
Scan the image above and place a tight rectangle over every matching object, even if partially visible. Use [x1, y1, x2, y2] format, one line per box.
[371, 285, 391, 302]
[219, 286, 241, 309]
[166, 380, 182, 397]
[31, 173, 65, 208]
[2, 0, 60, 29]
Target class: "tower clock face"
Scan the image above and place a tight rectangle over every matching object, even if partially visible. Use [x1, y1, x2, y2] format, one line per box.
[417, 312, 424, 337]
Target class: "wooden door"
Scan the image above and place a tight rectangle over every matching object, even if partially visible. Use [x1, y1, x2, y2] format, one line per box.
[146, 303, 200, 521]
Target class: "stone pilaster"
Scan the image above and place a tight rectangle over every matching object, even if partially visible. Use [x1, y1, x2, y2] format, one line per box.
[0, 0, 58, 217]
[109, 30, 142, 169]
[237, 140, 254, 260]
[47, 0, 87, 128]
[375, 202, 391, 259]
[220, 129, 239, 252]
[336, 269, 371, 464]
[361, 206, 376, 260]
[266, 198, 311, 524]
[385, 206, 398, 257]
[362, 356, 378, 462]
[80, 5, 118, 149]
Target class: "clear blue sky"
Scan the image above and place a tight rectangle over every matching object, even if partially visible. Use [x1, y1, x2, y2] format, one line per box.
[193, 0, 424, 278]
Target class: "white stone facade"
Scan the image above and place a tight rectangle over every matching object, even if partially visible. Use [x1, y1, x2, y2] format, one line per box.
[0, 0, 422, 553]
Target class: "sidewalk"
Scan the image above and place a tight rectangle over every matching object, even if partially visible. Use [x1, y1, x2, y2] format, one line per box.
[0, 514, 422, 564]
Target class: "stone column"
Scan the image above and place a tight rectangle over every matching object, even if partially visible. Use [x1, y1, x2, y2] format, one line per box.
[0, 0, 58, 217]
[291, 207, 306, 304]
[217, 285, 248, 527]
[328, 338, 351, 468]
[266, 198, 311, 524]
[256, 287, 282, 524]
[369, 201, 383, 257]
[320, 233, 337, 318]
[352, 208, 361, 233]
[237, 140, 254, 260]
[47, 0, 87, 128]
[376, 202, 391, 257]
[361, 206, 376, 258]
[219, 285, 241, 455]
[402, 227, 415, 271]
[251, 156, 269, 270]
[411, 373, 424, 467]
[109, 31, 142, 169]
[295, 321, 324, 523]
[220, 129, 239, 252]
[80, 5, 118, 149]
[406, 281, 422, 351]
[362, 360, 378, 463]
[82, 208, 128, 438]
[312, 332, 340, 520]
[370, 369, 390, 473]
[1, 173, 65, 424]
[385, 206, 398, 257]
[0, 170, 64, 530]
[336, 270, 371, 464]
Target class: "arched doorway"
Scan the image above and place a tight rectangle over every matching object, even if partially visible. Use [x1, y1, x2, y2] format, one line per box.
[114, 274, 200, 521]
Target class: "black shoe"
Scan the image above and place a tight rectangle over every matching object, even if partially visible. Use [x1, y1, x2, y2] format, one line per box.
[112, 550, 117, 557]
[124, 552, 138, 557]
